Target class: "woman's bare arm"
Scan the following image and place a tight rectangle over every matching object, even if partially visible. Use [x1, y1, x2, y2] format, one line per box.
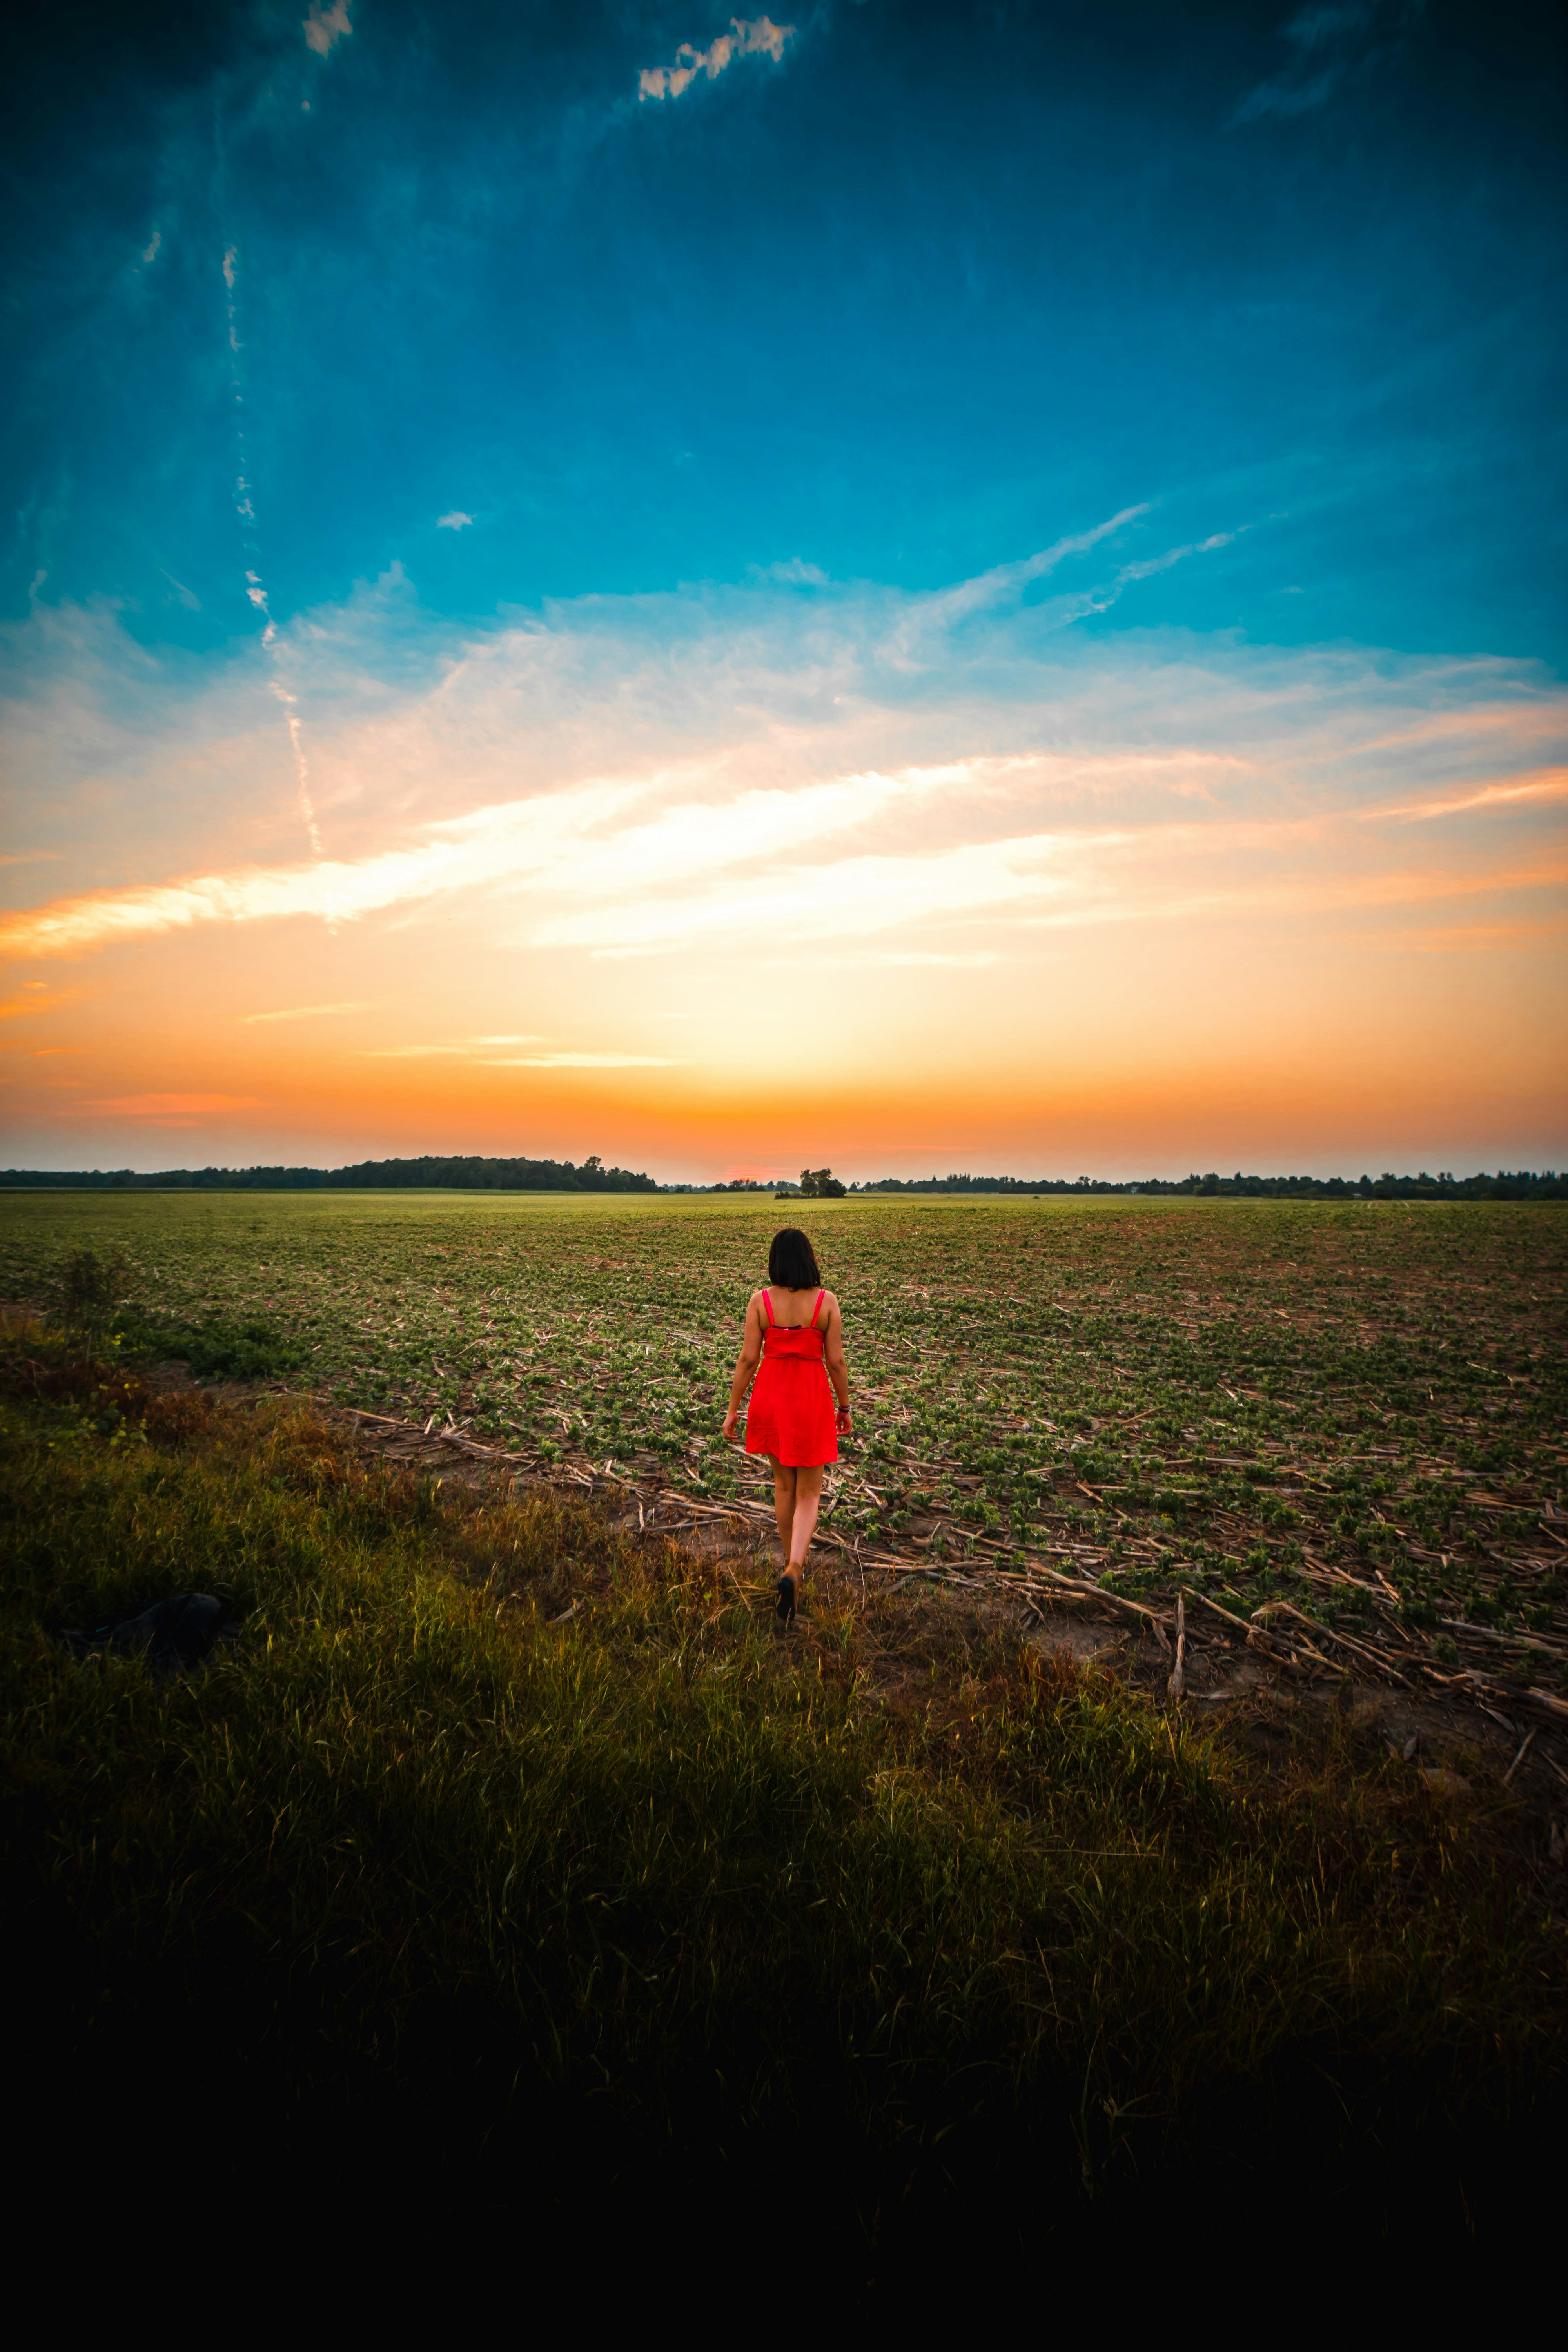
[721, 1292, 767, 1439]
[824, 1294, 852, 1428]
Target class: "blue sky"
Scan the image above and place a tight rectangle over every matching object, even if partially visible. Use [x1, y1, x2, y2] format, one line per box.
[2, 2, 1564, 1178]
[7, 0, 1565, 657]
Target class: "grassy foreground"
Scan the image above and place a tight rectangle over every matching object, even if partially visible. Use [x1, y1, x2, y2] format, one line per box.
[4, 1353, 1564, 2269]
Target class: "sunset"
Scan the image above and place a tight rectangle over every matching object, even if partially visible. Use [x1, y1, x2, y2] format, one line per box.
[4, 0, 1565, 2280]
[4, 1, 1563, 1180]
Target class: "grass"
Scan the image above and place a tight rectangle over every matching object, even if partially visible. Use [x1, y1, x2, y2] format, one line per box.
[4, 1343, 1565, 2264]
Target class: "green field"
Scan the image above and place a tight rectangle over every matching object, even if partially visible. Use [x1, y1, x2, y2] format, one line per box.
[3, 1187, 1564, 1665]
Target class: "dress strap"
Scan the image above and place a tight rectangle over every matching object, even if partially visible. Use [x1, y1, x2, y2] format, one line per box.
[813, 1288, 827, 1328]
[760, 1289, 774, 1326]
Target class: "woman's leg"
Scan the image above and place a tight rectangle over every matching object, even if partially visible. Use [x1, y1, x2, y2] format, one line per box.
[771, 1461, 797, 1556]
[785, 1465, 824, 1572]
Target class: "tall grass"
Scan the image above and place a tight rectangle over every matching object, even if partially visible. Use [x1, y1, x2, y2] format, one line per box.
[2, 1356, 1562, 2261]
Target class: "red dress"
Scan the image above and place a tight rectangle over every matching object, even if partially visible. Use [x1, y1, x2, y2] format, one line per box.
[744, 1289, 838, 1467]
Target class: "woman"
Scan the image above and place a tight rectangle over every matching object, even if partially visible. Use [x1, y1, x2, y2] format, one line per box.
[722, 1226, 852, 1624]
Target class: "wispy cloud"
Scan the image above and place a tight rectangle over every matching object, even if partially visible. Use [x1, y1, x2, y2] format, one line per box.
[559, 832, 1084, 956]
[1118, 530, 1237, 583]
[365, 1035, 548, 1058]
[639, 17, 794, 103]
[362, 1040, 680, 1069]
[916, 505, 1149, 632]
[475, 1054, 685, 1069]
[2, 530, 1563, 997]
[303, 1, 352, 59]
[363, 1045, 475, 1059]
[87, 1093, 263, 1115]
[1376, 769, 1568, 823]
[436, 511, 473, 531]
[0, 985, 75, 1022]
[242, 1000, 372, 1024]
[820, 950, 1004, 969]
[1232, 2, 1425, 126]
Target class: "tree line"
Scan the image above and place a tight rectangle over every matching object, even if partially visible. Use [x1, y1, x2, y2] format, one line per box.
[2, 1161, 1561, 1200]
[857, 1169, 1566, 1200]
[0, 1153, 659, 1193]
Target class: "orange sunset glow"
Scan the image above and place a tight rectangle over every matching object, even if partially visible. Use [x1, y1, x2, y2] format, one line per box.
[3, 605, 1565, 1178]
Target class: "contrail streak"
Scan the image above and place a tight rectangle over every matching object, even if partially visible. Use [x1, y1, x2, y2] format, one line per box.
[223, 236, 324, 863]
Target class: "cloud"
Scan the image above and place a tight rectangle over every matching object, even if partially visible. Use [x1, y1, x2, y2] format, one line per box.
[759, 557, 829, 585]
[303, 2, 352, 59]
[917, 505, 1149, 633]
[1232, 2, 1424, 125]
[1018, 524, 1245, 635]
[557, 831, 1088, 955]
[362, 1040, 680, 1068]
[141, 232, 161, 265]
[1117, 530, 1236, 584]
[437, 512, 473, 531]
[825, 951, 1004, 968]
[639, 17, 794, 103]
[1376, 769, 1568, 823]
[0, 983, 81, 1025]
[241, 1000, 372, 1023]
[2, 524, 1563, 988]
[364, 1035, 547, 1057]
[86, 1094, 263, 1115]
[475, 1054, 685, 1069]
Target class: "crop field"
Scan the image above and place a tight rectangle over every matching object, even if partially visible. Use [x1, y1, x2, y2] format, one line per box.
[3, 1188, 1565, 1708]
[4, 1185, 1567, 2252]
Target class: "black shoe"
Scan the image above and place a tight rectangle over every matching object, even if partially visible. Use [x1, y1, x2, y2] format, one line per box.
[775, 1573, 797, 1625]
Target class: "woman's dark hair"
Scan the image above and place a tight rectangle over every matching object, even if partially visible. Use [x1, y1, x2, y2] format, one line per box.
[768, 1227, 822, 1290]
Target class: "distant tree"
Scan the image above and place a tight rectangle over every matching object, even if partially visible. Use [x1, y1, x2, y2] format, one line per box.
[799, 1167, 845, 1199]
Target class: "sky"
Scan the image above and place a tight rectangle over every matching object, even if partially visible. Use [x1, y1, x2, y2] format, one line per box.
[1, 0, 1564, 1181]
